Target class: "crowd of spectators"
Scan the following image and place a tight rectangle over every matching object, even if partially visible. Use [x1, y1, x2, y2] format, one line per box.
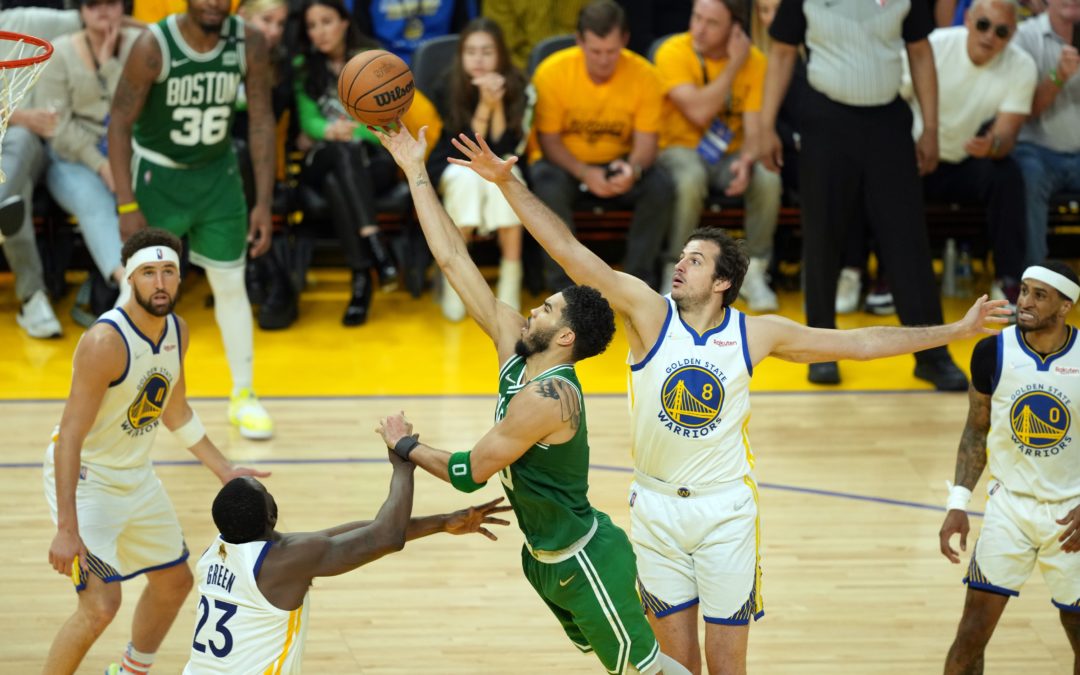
[1, 0, 1078, 386]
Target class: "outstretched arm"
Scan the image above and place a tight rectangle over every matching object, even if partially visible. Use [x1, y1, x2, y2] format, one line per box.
[939, 386, 991, 563]
[109, 29, 160, 239]
[372, 125, 525, 360]
[316, 497, 512, 541]
[448, 134, 668, 359]
[746, 295, 1011, 365]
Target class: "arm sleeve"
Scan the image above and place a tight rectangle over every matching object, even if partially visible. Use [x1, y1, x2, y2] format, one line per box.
[970, 336, 998, 395]
[769, 0, 807, 47]
[902, 0, 934, 43]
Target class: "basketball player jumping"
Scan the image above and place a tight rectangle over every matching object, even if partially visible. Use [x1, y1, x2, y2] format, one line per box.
[109, 0, 276, 440]
[940, 262, 1080, 673]
[371, 125, 690, 675]
[448, 132, 1011, 675]
[43, 229, 270, 675]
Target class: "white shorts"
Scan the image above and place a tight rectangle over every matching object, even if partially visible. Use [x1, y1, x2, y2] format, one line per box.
[439, 162, 523, 235]
[628, 472, 763, 624]
[966, 479, 1080, 611]
[43, 444, 188, 590]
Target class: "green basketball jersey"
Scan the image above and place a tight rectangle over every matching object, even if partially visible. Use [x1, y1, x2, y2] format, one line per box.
[495, 355, 595, 554]
[134, 15, 246, 167]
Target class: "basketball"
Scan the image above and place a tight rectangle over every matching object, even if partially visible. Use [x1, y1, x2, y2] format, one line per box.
[337, 49, 415, 127]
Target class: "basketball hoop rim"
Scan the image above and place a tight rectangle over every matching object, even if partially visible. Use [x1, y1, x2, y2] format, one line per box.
[0, 31, 53, 70]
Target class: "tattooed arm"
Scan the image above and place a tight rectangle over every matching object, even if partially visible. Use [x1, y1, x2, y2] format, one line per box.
[242, 26, 275, 257]
[939, 385, 992, 563]
[108, 30, 161, 239]
[376, 380, 580, 486]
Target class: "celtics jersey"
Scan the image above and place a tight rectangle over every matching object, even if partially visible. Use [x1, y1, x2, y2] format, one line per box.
[495, 355, 596, 557]
[135, 14, 246, 167]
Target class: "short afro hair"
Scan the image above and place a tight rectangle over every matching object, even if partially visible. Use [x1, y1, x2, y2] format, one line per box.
[686, 228, 748, 307]
[560, 285, 616, 362]
[212, 478, 269, 544]
[121, 228, 183, 267]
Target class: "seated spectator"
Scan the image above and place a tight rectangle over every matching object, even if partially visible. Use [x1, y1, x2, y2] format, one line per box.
[350, 0, 474, 65]
[902, 0, 1035, 304]
[530, 0, 674, 291]
[293, 0, 401, 326]
[427, 17, 527, 320]
[654, 0, 781, 311]
[1011, 0, 1080, 267]
[37, 0, 143, 317]
[482, 0, 588, 70]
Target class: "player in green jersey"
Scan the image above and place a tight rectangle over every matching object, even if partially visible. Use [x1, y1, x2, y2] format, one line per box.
[109, 0, 276, 440]
[372, 125, 690, 675]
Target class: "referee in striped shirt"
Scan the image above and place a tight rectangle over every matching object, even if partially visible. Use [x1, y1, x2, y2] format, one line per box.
[759, 0, 968, 390]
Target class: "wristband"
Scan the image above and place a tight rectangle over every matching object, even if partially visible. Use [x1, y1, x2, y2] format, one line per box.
[448, 451, 486, 493]
[172, 411, 207, 448]
[1050, 69, 1064, 88]
[945, 481, 972, 512]
[117, 201, 140, 215]
[392, 434, 419, 460]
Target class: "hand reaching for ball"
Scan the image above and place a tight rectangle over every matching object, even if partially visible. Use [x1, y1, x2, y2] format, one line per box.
[370, 124, 428, 174]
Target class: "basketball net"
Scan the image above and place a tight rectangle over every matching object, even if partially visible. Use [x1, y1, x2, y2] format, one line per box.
[0, 32, 54, 184]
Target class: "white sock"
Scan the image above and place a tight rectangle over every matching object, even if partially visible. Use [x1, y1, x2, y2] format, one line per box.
[203, 265, 255, 394]
[496, 259, 522, 310]
[120, 642, 155, 674]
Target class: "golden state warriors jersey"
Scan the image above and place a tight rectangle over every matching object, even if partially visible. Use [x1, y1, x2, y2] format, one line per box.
[988, 325, 1080, 501]
[79, 308, 181, 470]
[184, 536, 310, 674]
[628, 298, 754, 486]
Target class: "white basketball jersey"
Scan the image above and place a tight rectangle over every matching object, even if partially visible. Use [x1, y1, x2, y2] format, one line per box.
[628, 299, 754, 486]
[184, 536, 310, 675]
[79, 309, 182, 469]
[988, 325, 1080, 501]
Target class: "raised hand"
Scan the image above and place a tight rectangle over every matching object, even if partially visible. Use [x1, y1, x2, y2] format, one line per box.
[444, 497, 513, 540]
[960, 295, 1012, 336]
[369, 124, 428, 173]
[376, 411, 415, 449]
[939, 509, 970, 564]
[448, 133, 519, 184]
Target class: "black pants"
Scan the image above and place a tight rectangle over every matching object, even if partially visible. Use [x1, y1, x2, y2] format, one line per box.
[529, 159, 675, 290]
[922, 157, 1026, 281]
[799, 88, 947, 361]
[303, 141, 396, 271]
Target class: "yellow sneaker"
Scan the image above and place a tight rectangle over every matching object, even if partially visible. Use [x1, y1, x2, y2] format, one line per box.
[229, 389, 274, 440]
[104, 664, 120, 675]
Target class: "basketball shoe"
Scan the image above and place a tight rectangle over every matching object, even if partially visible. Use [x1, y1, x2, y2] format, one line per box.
[739, 257, 779, 312]
[229, 389, 274, 440]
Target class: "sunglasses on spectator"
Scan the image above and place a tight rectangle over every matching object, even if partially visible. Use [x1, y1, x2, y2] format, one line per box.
[974, 17, 1011, 39]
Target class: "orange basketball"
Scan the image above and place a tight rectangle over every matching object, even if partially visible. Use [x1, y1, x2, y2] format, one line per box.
[337, 50, 415, 127]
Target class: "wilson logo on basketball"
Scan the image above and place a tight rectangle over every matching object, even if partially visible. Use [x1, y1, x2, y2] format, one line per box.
[373, 82, 414, 107]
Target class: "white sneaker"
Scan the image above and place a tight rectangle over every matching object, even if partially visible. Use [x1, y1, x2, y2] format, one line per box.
[229, 389, 274, 440]
[16, 289, 62, 338]
[835, 267, 861, 314]
[740, 257, 779, 313]
[864, 289, 895, 316]
[496, 259, 522, 311]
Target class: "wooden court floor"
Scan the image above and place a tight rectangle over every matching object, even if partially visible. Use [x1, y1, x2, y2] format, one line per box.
[1, 271, 1075, 673]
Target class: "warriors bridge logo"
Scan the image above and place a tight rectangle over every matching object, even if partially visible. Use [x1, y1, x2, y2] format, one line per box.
[1010, 390, 1070, 450]
[125, 372, 171, 434]
[660, 365, 723, 430]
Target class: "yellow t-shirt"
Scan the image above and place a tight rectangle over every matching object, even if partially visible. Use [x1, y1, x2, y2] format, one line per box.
[655, 33, 767, 154]
[532, 46, 663, 164]
[133, 0, 242, 24]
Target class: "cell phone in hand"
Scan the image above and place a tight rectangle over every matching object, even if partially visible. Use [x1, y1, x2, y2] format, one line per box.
[976, 118, 995, 137]
[604, 164, 621, 179]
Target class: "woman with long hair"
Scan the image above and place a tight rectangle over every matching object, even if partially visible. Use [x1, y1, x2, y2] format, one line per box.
[293, 0, 399, 326]
[426, 17, 527, 321]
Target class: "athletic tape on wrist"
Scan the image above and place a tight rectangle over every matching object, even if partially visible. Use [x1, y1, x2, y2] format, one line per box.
[945, 481, 972, 512]
[173, 412, 207, 448]
[448, 451, 486, 493]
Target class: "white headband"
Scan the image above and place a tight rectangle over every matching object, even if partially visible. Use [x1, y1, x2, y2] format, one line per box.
[125, 246, 181, 280]
[1023, 266, 1080, 303]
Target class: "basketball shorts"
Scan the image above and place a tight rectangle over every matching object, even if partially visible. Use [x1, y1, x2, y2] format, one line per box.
[629, 472, 763, 625]
[43, 444, 188, 591]
[133, 149, 248, 268]
[965, 479, 1080, 611]
[521, 511, 661, 675]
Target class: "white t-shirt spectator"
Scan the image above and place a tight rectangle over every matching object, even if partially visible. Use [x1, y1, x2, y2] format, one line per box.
[903, 26, 1037, 163]
[1013, 13, 1080, 153]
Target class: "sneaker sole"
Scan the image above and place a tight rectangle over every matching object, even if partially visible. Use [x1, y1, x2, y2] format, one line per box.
[237, 426, 274, 440]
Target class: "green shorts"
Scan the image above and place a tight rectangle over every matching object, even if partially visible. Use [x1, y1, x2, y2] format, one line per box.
[133, 149, 248, 268]
[521, 511, 659, 674]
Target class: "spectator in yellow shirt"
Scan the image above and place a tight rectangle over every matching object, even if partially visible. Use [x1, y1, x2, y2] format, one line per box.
[133, 0, 241, 23]
[529, 0, 674, 291]
[654, 0, 781, 311]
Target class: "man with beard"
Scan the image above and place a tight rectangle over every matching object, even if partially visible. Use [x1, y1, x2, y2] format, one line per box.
[43, 229, 271, 675]
[939, 261, 1080, 673]
[109, 0, 277, 440]
[445, 131, 1012, 674]
[371, 125, 690, 675]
